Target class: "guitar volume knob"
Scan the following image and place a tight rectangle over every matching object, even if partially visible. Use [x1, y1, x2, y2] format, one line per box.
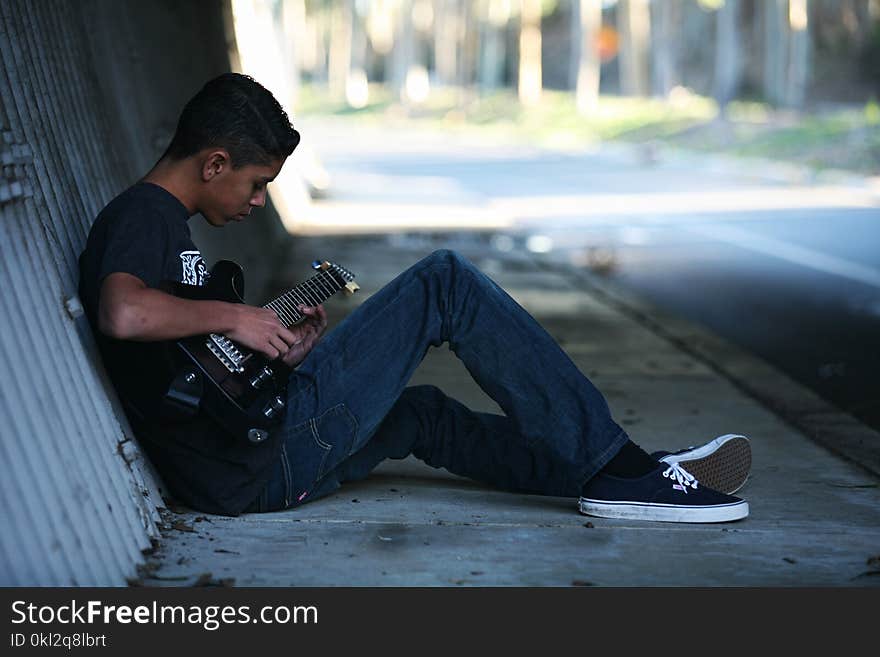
[263, 395, 286, 420]
[249, 366, 274, 389]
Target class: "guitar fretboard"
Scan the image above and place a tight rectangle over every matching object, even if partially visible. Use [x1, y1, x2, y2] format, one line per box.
[263, 270, 343, 328]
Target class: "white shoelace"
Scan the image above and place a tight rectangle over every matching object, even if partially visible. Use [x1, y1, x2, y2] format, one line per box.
[662, 462, 699, 493]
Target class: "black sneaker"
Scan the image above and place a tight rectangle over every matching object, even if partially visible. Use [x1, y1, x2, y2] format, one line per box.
[651, 434, 751, 495]
[579, 462, 749, 523]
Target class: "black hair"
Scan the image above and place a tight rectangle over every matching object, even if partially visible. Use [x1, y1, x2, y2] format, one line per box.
[163, 73, 300, 167]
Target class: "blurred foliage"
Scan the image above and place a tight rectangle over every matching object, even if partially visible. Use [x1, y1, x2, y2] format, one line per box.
[297, 83, 880, 174]
[298, 83, 714, 140]
[865, 98, 880, 124]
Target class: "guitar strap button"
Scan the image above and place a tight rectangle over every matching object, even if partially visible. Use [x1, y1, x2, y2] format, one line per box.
[247, 428, 269, 443]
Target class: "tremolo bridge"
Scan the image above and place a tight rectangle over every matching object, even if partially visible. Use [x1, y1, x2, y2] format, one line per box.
[207, 333, 247, 373]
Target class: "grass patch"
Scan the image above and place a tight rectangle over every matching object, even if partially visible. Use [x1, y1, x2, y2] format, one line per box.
[295, 83, 879, 175]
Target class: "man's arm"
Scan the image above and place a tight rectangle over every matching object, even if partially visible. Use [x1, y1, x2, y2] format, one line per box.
[98, 272, 298, 359]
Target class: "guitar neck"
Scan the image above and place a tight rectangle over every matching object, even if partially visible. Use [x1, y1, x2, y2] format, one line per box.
[262, 270, 344, 328]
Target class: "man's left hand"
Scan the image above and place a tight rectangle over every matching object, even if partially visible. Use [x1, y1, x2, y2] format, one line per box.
[280, 304, 328, 368]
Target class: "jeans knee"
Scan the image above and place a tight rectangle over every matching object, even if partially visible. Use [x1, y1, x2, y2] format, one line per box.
[427, 249, 469, 269]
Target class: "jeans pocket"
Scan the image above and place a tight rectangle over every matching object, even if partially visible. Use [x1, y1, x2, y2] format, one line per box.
[284, 403, 358, 504]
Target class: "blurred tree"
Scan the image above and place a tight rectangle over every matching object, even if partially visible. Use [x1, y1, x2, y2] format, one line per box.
[434, 0, 460, 87]
[519, 0, 543, 104]
[306, 0, 331, 84]
[346, 1, 369, 108]
[480, 0, 512, 93]
[651, 0, 681, 98]
[763, 0, 786, 105]
[786, 0, 810, 107]
[617, 0, 651, 96]
[328, 0, 354, 100]
[390, 0, 415, 101]
[570, 0, 602, 113]
[713, 0, 742, 111]
[285, 0, 877, 111]
[763, 0, 811, 107]
[458, 0, 480, 94]
[280, 0, 306, 109]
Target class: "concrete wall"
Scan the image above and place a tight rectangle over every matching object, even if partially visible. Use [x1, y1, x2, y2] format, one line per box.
[0, 0, 293, 585]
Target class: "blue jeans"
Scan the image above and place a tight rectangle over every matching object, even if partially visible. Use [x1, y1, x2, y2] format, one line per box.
[247, 250, 629, 512]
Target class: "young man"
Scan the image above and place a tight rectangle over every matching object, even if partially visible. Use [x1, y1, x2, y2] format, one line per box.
[79, 73, 751, 523]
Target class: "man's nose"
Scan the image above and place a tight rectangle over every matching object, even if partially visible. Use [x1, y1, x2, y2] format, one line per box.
[251, 190, 267, 207]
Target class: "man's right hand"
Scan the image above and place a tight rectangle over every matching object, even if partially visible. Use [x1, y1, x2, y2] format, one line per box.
[227, 305, 297, 360]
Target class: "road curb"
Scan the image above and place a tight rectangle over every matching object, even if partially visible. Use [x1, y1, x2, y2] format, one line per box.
[541, 257, 880, 480]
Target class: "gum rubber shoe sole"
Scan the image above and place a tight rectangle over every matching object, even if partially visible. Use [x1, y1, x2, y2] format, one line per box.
[659, 434, 751, 495]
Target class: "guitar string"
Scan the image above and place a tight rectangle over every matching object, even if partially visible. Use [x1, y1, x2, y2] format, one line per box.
[264, 269, 344, 327]
[271, 269, 338, 311]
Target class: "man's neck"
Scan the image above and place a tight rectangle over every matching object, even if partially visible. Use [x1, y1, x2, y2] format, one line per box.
[142, 157, 199, 216]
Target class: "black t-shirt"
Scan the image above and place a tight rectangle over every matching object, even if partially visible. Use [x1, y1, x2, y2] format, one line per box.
[78, 182, 280, 516]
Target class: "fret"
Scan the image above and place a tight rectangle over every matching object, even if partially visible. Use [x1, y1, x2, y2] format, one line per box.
[301, 278, 317, 299]
[321, 272, 337, 292]
[290, 288, 311, 309]
[307, 277, 323, 298]
[314, 276, 334, 297]
[321, 270, 340, 292]
[270, 300, 295, 327]
[263, 270, 344, 328]
[305, 277, 323, 298]
[265, 300, 282, 322]
[303, 281, 322, 305]
[265, 297, 291, 326]
[295, 284, 312, 307]
[276, 299, 300, 326]
[319, 273, 336, 294]
[287, 296, 305, 320]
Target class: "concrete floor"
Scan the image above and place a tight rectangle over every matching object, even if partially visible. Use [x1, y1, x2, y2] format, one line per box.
[143, 237, 880, 587]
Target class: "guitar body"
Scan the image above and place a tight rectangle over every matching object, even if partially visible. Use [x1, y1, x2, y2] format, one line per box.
[162, 259, 357, 444]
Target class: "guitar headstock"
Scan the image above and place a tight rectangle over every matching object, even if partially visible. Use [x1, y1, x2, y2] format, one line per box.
[313, 260, 360, 295]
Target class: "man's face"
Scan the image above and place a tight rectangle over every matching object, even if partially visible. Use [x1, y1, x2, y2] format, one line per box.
[201, 156, 285, 227]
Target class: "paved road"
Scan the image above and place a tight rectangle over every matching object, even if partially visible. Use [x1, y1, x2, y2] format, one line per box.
[553, 206, 880, 434]
[294, 117, 880, 435]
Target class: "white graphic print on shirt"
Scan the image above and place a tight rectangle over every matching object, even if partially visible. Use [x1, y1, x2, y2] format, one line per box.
[180, 250, 208, 286]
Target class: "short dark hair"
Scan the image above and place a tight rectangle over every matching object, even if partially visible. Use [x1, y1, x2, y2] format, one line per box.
[163, 73, 300, 167]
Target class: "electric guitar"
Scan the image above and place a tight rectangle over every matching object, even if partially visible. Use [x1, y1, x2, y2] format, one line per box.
[162, 259, 358, 444]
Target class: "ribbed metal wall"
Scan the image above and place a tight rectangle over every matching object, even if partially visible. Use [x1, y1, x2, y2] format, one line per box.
[0, 0, 162, 585]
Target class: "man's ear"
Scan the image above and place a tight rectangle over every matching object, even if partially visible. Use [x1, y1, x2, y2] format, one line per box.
[201, 150, 231, 181]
